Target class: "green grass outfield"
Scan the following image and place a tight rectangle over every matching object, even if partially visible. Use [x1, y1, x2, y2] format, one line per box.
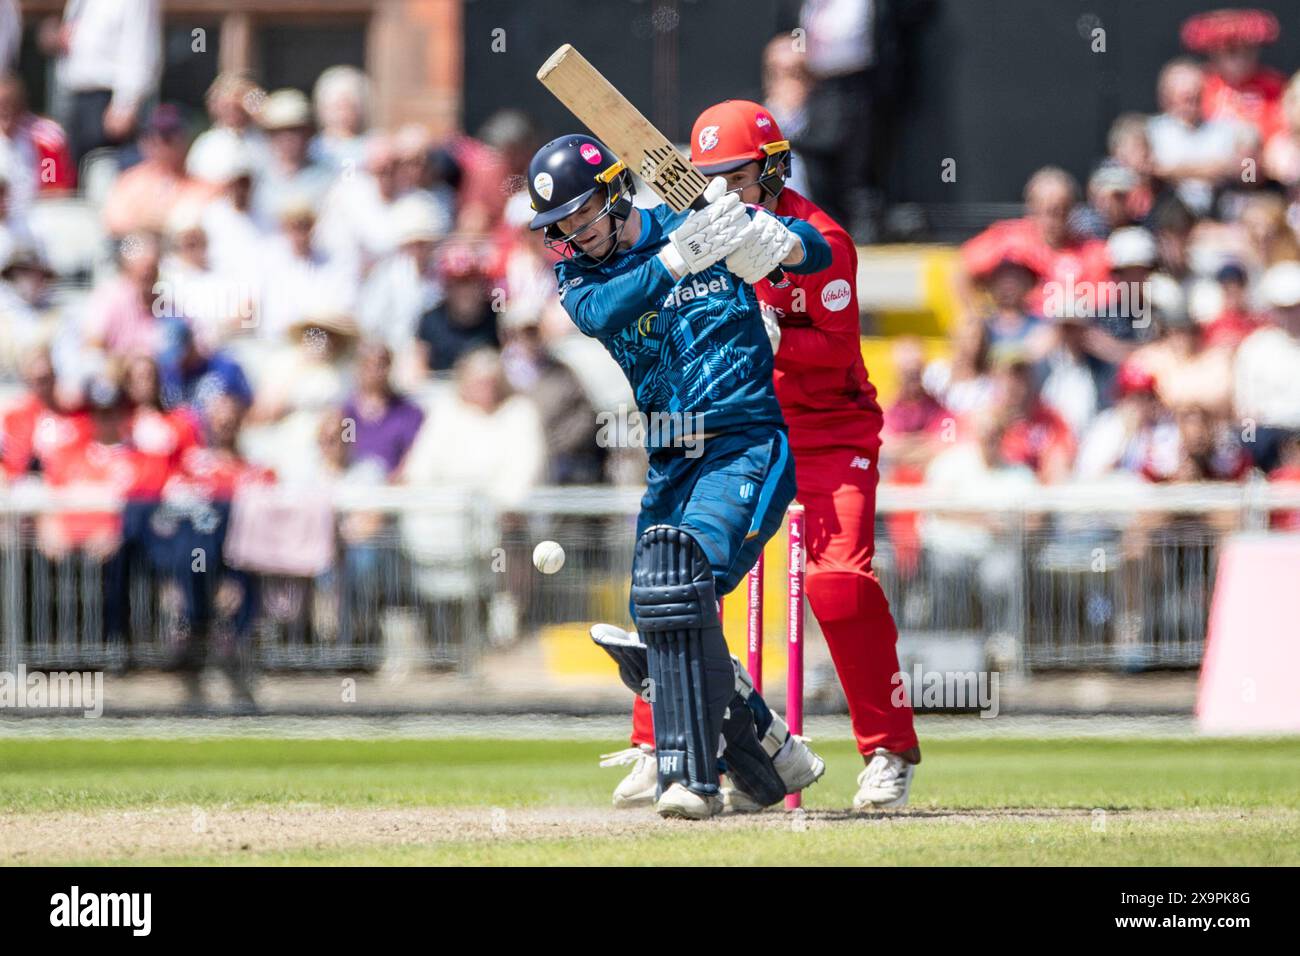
[2, 735, 1298, 865]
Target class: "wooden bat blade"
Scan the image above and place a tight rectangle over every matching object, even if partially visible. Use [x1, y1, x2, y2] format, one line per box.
[537, 44, 709, 213]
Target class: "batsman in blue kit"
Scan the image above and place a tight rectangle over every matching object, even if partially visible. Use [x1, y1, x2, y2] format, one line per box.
[527, 133, 831, 819]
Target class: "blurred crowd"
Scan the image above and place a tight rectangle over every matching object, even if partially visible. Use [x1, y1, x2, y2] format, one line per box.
[1, 2, 1299, 679]
[0, 0, 625, 684]
[881, 9, 1300, 522]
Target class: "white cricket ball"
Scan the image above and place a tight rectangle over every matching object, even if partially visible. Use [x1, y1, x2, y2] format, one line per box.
[532, 540, 566, 574]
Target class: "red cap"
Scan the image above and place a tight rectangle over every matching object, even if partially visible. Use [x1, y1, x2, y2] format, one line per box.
[1115, 361, 1158, 399]
[437, 238, 489, 280]
[1181, 9, 1279, 53]
[690, 100, 786, 175]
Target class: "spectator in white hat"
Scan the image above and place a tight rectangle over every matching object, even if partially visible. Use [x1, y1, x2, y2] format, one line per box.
[257, 193, 357, 344]
[356, 193, 449, 358]
[1084, 226, 1160, 361]
[1070, 164, 1141, 240]
[1234, 261, 1300, 470]
[187, 72, 270, 185]
[251, 88, 334, 227]
[310, 65, 371, 176]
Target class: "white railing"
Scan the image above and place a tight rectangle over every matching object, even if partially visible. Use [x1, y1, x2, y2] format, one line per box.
[2, 481, 1298, 676]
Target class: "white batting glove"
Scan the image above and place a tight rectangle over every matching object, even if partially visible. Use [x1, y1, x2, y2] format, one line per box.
[726, 209, 798, 285]
[657, 177, 750, 279]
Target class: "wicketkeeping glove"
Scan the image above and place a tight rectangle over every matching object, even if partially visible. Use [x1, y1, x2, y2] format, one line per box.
[657, 177, 750, 278]
[726, 209, 798, 285]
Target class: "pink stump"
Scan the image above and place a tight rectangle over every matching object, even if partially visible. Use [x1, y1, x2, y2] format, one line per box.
[785, 504, 806, 810]
[746, 552, 764, 695]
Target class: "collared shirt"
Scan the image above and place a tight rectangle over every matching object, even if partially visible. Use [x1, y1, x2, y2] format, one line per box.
[57, 0, 161, 109]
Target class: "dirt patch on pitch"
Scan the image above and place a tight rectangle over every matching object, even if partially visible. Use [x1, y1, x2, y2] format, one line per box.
[0, 806, 1278, 864]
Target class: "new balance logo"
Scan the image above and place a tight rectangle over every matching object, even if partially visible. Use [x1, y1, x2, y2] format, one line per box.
[850, 456, 873, 471]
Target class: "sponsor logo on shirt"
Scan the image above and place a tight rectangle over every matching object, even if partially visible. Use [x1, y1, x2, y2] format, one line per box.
[821, 278, 852, 312]
[663, 273, 732, 309]
[558, 276, 583, 300]
[850, 456, 873, 471]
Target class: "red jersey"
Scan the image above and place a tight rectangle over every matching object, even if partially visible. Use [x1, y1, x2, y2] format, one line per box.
[164, 446, 274, 502]
[121, 407, 202, 499]
[2, 395, 95, 481]
[1202, 308, 1260, 350]
[40, 439, 138, 547]
[759, 188, 882, 454]
[961, 218, 1110, 316]
[1, 394, 45, 479]
[1001, 404, 1076, 480]
[1203, 69, 1286, 147]
[1268, 464, 1300, 531]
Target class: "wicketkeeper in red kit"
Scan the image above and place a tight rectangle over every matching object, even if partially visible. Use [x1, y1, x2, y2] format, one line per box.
[601, 99, 921, 812]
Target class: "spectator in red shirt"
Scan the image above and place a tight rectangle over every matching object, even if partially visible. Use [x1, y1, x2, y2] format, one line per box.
[0, 72, 74, 207]
[991, 354, 1076, 483]
[1202, 262, 1261, 349]
[958, 167, 1110, 322]
[118, 354, 201, 500]
[1182, 8, 1286, 146]
[103, 354, 200, 661]
[1, 346, 59, 479]
[35, 399, 130, 562]
[2, 352, 97, 495]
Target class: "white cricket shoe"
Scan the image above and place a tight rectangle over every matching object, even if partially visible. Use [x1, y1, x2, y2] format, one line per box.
[720, 734, 826, 812]
[853, 747, 916, 811]
[655, 782, 722, 820]
[719, 774, 765, 814]
[773, 734, 826, 793]
[599, 745, 657, 809]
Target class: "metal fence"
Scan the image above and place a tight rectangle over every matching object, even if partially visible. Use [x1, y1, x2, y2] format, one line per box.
[2, 481, 1299, 676]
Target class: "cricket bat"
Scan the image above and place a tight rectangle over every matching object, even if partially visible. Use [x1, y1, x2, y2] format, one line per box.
[536, 44, 783, 280]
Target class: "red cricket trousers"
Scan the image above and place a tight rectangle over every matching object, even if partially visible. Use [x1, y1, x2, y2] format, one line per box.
[630, 444, 917, 757]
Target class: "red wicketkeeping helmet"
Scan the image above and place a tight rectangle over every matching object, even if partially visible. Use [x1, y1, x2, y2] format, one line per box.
[690, 99, 791, 201]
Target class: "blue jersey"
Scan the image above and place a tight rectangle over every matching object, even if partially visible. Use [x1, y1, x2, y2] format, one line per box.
[555, 204, 830, 449]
